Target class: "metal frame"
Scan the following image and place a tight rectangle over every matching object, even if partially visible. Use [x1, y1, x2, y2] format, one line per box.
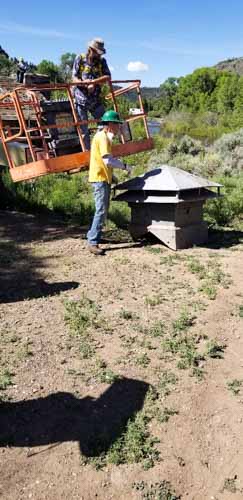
[0, 77, 154, 182]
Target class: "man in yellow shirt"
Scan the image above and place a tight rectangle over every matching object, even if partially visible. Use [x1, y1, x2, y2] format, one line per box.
[87, 110, 131, 255]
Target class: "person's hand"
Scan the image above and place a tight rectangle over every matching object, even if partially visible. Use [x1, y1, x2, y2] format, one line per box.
[112, 174, 119, 185]
[87, 83, 96, 94]
[124, 164, 133, 175]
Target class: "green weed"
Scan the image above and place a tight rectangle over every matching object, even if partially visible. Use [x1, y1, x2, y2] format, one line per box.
[133, 480, 181, 500]
[145, 295, 164, 307]
[206, 340, 226, 359]
[94, 359, 120, 384]
[64, 296, 99, 335]
[157, 370, 178, 397]
[187, 257, 231, 300]
[114, 256, 130, 265]
[157, 407, 179, 424]
[172, 309, 194, 334]
[119, 309, 138, 320]
[64, 296, 99, 359]
[199, 282, 217, 300]
[162, 310, 203, 370]
[135, 353, 151, 368]
[192, 367, 205, 380]
[187, 257, 205, 278]
[145, 246, 164, 255]
[227, 379, 243, 395]
[146, 320, 165, 338]
[160, 254, 182, 266]
[0, 369, 14, 390]
[16, 340, 34, 360]
[88, 411, 159, 470]
[222, 476, 240, 494]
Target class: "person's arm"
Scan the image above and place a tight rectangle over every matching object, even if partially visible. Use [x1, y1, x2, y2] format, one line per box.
[103, 154, 131, 172]
[101, 58, 111, 78]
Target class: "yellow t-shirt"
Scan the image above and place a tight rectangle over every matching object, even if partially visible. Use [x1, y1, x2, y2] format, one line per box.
[89, 129, 113, 184]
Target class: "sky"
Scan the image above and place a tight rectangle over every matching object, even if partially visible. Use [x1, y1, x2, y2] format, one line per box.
[1, 0, 243, 87]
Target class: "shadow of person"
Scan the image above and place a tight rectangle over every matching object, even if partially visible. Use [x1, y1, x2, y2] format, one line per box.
[0, 280, 79, 304]
[0, 378, 149, 457]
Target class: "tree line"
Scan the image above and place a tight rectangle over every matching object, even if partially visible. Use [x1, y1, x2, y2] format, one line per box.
[0, 46, 76, 83]
[1, 45, 243, 127]
[147, 67, 243, 128]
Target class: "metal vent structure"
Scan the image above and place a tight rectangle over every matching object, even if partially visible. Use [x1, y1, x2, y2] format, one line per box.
[114, 165, 221, 250]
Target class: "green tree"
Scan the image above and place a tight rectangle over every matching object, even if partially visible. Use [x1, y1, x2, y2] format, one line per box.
[0, 54, 15, 76]
[37, 60, 61, 83]
[231, 77, 243, 128]
[216, 72, 239, 114]
[59, 52, 76, 81]
[174, 68, 219, 112]
[159, 77, 180, 114]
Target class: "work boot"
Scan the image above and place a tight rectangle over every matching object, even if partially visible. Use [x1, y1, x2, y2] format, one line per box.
[87, 244, 105, 256]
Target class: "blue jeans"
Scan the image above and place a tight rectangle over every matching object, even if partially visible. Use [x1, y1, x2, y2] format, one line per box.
[76, 102, 105, 150]
[87, 182, 111, 246]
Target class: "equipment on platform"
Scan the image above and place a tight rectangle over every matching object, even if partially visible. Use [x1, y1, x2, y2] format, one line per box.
[0, 75, 153, 182]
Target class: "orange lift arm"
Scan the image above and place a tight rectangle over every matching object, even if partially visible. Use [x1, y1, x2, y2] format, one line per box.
[0, 77, 154, 182]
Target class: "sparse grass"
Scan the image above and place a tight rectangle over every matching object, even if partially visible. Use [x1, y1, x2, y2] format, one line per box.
[172, 309, 194, 334]
[157, 370, 178, 397]
[227, 379, 243, 395]
[133, 480, 181, 500]
[157, 407, 179, 423]
[120, 334, 138, 349]
[199, 282, 217, 300]
[162, 310, 203, 370]
[187, 257, 205, 277]
[119, 309, 138, 320]
[205, 339, 226, 359]
[135, 353, 151, 368]
[145, 295, 164, 307]
[64, 296, 100, 359]
[239, 305, 243, 318]
[88, 411, 160, 470]
[160, 254, 182, 266]
[146, 320, 166, 338]
[0, 369, 14, 390]
[64, 296, 99, 335]
[187, 256, 231, 300]
[0, 330, 20, 345]
[145, 246, 164, 255]
[16, 340, 34, 360]
[191, 300, 207, 312]
[192, 367, 205, 380]
[93, 359, 120, 384]
[222, 476, 239, 494]
[163, 328, 204, 371]
[79, 341, 94, 359]
[114, 256, 130, 265]
[139, 338, 156, 351]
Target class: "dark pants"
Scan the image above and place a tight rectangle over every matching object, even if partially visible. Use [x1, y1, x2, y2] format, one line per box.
[16, 71, 25, 83]
[76, 102, 105, 150]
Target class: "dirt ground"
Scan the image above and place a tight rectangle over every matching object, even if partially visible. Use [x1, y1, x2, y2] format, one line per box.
[1, 209, 243, 500]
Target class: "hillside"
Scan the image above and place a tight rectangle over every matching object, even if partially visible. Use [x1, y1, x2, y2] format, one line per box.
[214, 57, 243, 75]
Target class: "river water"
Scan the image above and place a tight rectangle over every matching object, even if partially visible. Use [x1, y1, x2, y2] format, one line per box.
[147, 120, 161, 136]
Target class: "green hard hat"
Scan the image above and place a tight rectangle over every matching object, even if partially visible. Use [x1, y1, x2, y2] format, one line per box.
[101, 110, 123, 123]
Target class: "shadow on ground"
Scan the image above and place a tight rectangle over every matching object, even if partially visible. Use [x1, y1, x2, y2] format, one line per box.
[0, 210, 80, 303]
[0, 378, 149, 458]
[207, 228, 243, 249]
